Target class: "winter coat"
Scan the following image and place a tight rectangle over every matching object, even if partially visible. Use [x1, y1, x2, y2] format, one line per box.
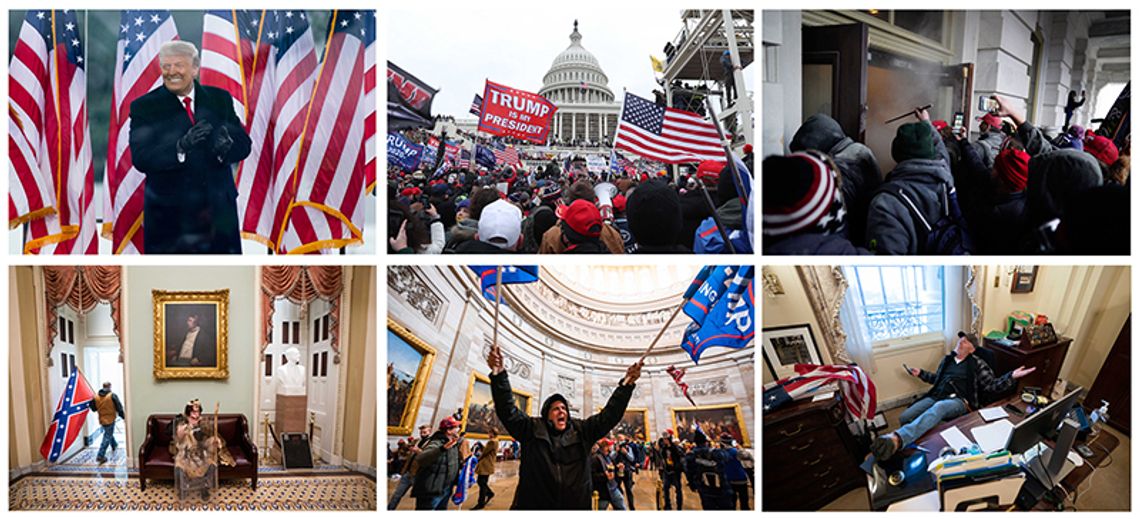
[972, 131, 1004, 170]
[679, 189, 713, 249]
[443, 218, 478, 253]
[475, 439, 498, 476]
[538, 223, 624, 254]
[865, 123, 955, 255]
[412, 432, 462, 498]
[790, 113, 883, 245]
[955, 137, 1028, 255]
[490, 370, 634, 509]
[764, 232, 871, 255]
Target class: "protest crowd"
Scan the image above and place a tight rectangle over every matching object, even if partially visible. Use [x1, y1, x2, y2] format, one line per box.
[763, 93, 1130, 255]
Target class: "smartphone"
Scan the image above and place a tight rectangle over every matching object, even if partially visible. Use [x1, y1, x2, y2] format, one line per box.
[978, 95, 997, 113]
[952, 112, 965, 133]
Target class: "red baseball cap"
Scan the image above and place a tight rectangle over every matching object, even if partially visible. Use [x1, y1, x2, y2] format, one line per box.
[439, 417, 461, 430]
[978, 112, 1002, 129]
[697, 160, 724, 184]
[562, 199, 602, 238]
[932, 120, 949, 132]
[1084, 134, 1120, 166]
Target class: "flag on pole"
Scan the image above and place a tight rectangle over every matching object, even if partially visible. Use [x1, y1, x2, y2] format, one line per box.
[278, 10, 373, 254]
[105, 10, 179, 254]
[492, 143, 521, 167]
[199, 10, 257, 126]
[666, 365, 695, 406]
[613, 92, 724, 164]
[469, 94, 483, 116]
[680, 266, 754, 363]
[650, 55, 664, 73]
[468, 266, 539, 301]
[9, 9, 96, 255]
[387, 61, 437, 130]
[474, 144, 496, 169]
[40, 366, 95, 462]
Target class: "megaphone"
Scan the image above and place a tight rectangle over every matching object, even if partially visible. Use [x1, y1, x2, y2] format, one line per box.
[595, 182, 618, 222]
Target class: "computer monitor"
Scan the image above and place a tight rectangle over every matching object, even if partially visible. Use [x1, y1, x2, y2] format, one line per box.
[1007, 387, 1083, 454]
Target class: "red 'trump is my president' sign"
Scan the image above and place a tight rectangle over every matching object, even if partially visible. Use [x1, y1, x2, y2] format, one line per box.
[477, 80, 558, 144]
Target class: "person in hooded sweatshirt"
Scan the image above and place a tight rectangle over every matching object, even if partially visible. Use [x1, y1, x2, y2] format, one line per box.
[972, 111, 1005, 170]
[865, 108, 960, 255]
[762, 152, 868, 255]
[789, 113, 882, 245]
[486, 342, 642, 509]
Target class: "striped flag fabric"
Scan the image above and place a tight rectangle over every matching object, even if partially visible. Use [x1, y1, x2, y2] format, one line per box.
[764, 364, 877, 421]
[39, 366, 95, 462]
[277, 10, 373, 254]
[104, 10, 179, 254]
[613, 91, 724, 164]
[9, 9, 96, 255]
[361, 21, 377, 194]
[492, 143, 521, 167]
[469, 94, 483, 116]
[207, 10, 319, 250]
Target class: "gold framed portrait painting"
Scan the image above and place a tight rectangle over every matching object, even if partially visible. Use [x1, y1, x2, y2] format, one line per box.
[463, 371, 531, 440]
[671, 403, 750, 447]
[153, 289, 229, 380]
[597, 407, 649, 442]
[387, 319, 437, 436]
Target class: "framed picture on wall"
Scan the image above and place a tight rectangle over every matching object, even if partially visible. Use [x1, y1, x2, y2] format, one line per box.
[463, 371, 531, 440]
[1011, 266, 1039, 293]
[762, 324, 822, 380]
[671, 403, 750, 447]
[597, 407, 649, 442]
[153, 289, 229, 380]
[387, 318, 437, 436]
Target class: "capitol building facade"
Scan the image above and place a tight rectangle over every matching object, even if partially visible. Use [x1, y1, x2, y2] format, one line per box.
[538, 21, 622, 145]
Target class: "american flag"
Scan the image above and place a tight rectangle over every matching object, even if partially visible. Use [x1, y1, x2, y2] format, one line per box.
[666, 365, 695, 406]
[104, 10, 179, 254]
[492, 141, 520, 167]
[278, 10, 373, 254]
[469, 94, 483, 116]
[457, 149, 471, 169]
[205, 10, 318, 250]
[763, 364, 877, 420]
[613, 92, 724, 164]
[9, 9, 96, 254]
[39, 366, 95, 462]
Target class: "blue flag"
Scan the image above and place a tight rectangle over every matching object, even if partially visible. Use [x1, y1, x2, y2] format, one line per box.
[452, 455, 478, 505]
[468, 266, 540, 301]
[387, 132, 423, 171]
[681, 266, 754, 364]
[475, 145, 497, 169]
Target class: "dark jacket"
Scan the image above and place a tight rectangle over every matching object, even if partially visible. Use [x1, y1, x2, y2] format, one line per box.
[917, 353, 1015, 409]
[955, 137, 1028, 255]
[490, 370, 634, 509]
[453, 238, 515, 254]
[129, 81, 250, 254]
[684, 445, 734, 500]
[790, 113, 883, 245]
[972, 131, 1004, 170]
[658, 440, 685, 475]
[865, 123, 955, 255]
[412, 431, 462, 498]
[764, 232, 871, 255]
[679, 189, 713, 249]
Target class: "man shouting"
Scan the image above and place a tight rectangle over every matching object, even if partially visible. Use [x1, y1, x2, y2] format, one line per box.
[487, 343, 642, 509]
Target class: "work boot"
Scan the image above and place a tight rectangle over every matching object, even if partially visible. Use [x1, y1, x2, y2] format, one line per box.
[97, 456, 107, 463]
[871, 433, 900, 460]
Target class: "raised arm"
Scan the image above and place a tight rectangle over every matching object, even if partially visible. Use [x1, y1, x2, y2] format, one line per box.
[580, 361, 641, 444]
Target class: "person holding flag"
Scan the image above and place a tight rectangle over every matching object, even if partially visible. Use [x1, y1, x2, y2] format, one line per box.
[411, 416, 464, 510]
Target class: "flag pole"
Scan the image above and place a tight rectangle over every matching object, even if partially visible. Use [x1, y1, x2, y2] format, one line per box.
[697, 182, 737, 254]
[638, 303, 685, 363]
[703, 95, 749, 207]
[492, 266, 504, 355]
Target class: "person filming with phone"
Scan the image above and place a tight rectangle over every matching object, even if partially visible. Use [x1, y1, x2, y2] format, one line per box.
[870, 332, 1036, 461]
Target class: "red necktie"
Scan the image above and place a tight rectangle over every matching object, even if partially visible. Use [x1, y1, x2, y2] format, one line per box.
[182, 97, 195, 124]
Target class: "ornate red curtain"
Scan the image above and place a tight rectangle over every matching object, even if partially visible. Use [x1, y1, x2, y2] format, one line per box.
[42, 266, 123, 361]
[261, 266, 344, 361]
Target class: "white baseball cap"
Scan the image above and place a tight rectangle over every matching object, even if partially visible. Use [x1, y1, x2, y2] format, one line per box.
[478, 200, 522, 250]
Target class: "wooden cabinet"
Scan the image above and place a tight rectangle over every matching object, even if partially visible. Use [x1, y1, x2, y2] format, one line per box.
[980, 336, 1072, 395]
[762, 394, 863, 511]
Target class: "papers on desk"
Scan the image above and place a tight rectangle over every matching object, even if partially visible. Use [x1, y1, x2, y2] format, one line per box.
[970, 419, 1014, 453]
[811, 390, 835, 402]
[979, 406, 1009, 422]
[939, 426, 972, 452]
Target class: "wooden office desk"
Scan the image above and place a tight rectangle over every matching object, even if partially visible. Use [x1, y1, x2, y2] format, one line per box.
[868, 396, 1118, 510]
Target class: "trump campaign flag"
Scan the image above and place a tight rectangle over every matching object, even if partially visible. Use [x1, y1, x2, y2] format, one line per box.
[387, 61, 437, 131]
[475, 144, 497, 169]
[40, 366, 95, 462]
[105, 10, 179, 254]
[680, 266, 754, 363]
[469, 266, 539, 301]
[478, 80, 557, 144]
[387, 132, 423, 172]
[452, 455, 479, 506]
[278, 10, 374, 254]
[10, 9, 96, 255]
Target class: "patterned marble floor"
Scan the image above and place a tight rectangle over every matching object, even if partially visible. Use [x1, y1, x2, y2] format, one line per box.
[10, 473, 376, 511]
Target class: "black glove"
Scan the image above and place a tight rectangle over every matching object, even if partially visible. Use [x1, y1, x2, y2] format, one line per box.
[211, 125, 233, 158]
[177, 120, 213, 155]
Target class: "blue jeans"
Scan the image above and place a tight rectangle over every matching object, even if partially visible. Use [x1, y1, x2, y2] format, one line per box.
[895, 397, 968, 446]
[97, 423, 117, 459]
[387, 473, 415, 510]
[607, 481, 627, 510]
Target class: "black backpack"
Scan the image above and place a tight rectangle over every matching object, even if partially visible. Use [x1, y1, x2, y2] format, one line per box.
[692, 448, 725, 492]
[880, 183, 973, 255]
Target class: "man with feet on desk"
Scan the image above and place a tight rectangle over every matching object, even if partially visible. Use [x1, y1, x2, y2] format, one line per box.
[871, 333, 1036, 460]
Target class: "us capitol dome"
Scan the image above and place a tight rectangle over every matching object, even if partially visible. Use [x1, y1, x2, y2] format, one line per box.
[538, 20, 622, 145]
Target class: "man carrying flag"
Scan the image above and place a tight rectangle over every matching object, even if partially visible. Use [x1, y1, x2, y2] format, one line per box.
[40, 367, 96, 462]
